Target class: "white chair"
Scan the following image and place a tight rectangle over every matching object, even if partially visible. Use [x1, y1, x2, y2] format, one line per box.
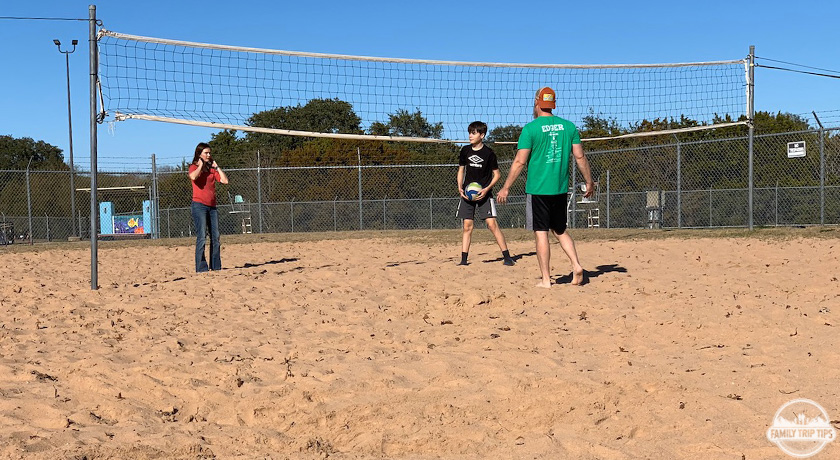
[646, 190, 664, 229]
[228, 192, 252, 234]
[569, 181, 600, 228]
[0, 222, 13, 245]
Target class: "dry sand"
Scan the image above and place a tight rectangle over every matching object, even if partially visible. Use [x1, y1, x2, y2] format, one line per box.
[1, 228, 838, 459]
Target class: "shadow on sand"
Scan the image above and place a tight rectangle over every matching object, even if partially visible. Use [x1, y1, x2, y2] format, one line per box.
[555, 263, 628, 285]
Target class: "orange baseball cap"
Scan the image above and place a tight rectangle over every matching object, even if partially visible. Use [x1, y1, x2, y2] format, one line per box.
[536, 87, 556, 109]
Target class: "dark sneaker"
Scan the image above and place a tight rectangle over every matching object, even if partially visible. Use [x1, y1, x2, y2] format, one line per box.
[503, 258, 516, 266]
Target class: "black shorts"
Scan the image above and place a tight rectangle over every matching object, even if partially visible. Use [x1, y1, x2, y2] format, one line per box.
[457, 196, 498, 221]
[526, 194, 568, 233]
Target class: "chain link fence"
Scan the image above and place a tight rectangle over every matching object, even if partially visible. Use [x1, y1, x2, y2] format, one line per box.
[576, 127, 840, 229]
[2, 127, 839, 243]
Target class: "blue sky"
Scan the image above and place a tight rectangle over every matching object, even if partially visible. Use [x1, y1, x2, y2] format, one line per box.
[2, 0, 839, 171]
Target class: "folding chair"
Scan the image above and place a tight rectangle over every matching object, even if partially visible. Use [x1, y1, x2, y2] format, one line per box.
[646, 190, 664, 229]
[228, 192, 253, 234]
[0, 222, 13, 245]
[568, 181, 601, 228]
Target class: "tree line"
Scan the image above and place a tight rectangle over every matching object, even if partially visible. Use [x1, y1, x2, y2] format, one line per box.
[2, 100, 839, 225]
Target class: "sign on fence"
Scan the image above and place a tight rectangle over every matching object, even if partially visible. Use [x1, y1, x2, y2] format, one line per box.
[787, 141, 806, 158]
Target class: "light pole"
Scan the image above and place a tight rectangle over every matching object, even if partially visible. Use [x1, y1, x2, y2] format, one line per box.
[54, 38, 78, 238]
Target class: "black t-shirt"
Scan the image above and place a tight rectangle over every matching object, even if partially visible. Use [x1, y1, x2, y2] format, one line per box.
[459, 144, 499, 192]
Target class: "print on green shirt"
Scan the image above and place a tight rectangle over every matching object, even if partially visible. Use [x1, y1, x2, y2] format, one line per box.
[516, 116, 581, 195]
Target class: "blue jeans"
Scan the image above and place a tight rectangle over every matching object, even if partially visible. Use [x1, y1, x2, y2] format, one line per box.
[191, 201, 221, 272]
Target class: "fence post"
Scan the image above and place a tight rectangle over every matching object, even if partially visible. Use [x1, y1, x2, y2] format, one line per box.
[747, 45, 755, 230]
[606, 170, 610, 229]
[45, 214, 50, 242]
[383, 196, 386, 230]
[429, 194, 433, 230]
[290, 198, 294, 233]
[820, 128, 825, 225]
[775, 181, 779, 227]
[357, 147, 363, 230]
[26, 158, 33, 245]
[151, 154, 158, 239]
[333, 196, 337, 232]
[813, 113, 825, 225]
[70, 169, 77, 238]
[709, 188, 712, 227]
[166, 208, 171, 239]
[257, 150, 263, 233]
[674, 134, 682, 228]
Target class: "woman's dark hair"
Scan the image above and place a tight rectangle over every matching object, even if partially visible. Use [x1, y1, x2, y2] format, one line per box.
[192, 142, 211, 172]
[192, 142, 210, 164]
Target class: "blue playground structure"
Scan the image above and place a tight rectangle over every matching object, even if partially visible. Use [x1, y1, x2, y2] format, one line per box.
[99, 200, 156, 237]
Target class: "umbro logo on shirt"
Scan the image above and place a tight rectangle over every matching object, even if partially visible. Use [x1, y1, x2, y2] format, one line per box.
[468, 155, 483, 167]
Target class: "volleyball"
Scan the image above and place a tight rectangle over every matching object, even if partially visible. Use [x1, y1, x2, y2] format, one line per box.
[465, 182, 483, 201]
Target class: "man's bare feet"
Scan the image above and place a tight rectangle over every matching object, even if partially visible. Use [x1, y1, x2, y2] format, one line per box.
[536, 279, 552, 288]
[571, 266, 585, 285]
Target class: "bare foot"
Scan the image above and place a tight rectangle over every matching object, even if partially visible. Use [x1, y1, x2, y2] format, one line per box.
[535, 279, 552, 288]
[571, 267, 585, 285]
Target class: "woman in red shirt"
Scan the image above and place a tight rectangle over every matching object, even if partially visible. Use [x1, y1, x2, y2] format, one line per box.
[188, 142, 229, 272]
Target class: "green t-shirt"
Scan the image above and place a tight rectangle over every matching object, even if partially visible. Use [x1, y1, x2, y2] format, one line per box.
[516, 115, 580, 195]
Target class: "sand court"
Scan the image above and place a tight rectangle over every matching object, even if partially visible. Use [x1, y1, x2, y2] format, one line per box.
[0, 228, 838, 459]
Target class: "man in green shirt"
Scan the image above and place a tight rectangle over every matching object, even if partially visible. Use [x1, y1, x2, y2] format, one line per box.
[497, 87, 595, 288]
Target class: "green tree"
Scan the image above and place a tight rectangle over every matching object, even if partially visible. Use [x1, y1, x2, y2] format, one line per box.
[0, 135, 67, 170]
[207, 129, 252, 167]
[247, 98, 362, 135]
[754, 111, 811, 133]
[827, 133, 840, 182]
[485, 124, 522, 159]
[580, 113, 625, 137]
[367, 109, 452, 163]
[487, 124, 522, 143]
[579, 113, 630, 152]
[0, 136, 70, 220]
[243, 98, 362, 157]
[750, 112, 817, 188]
[368, 109, 443, 138]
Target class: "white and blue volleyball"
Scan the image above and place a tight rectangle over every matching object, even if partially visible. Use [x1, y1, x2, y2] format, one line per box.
[465, 182, 482, 201]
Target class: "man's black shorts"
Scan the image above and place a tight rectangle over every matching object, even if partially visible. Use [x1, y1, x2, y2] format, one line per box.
[457, 196, 498, 221]
[525, 193, 568, 233]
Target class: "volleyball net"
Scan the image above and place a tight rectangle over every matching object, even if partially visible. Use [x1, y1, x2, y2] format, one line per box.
[97, 29, 749, 142]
